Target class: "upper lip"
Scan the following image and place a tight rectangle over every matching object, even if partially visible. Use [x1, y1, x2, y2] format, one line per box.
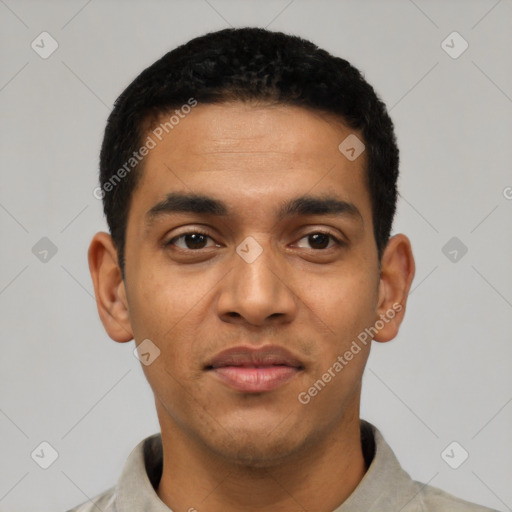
[205, 345, 304, 369]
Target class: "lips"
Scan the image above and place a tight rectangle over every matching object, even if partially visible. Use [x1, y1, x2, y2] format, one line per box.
[205, 345, 304, 393]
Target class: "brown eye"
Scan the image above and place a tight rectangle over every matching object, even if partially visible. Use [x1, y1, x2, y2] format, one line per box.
[295, 232, 341, 250]
[167, 232, 215, 250]
[308, 233, 330, 249]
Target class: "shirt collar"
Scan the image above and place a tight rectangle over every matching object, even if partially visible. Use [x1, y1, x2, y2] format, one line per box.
[115, 431, 168, 511]
[334, 421, 419, 511]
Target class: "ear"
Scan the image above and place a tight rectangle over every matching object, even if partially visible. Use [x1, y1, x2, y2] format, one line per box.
[373, 234, 415, 343]
[88, 232, 133, 343]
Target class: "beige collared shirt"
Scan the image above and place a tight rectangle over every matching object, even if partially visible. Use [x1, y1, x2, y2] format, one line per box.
[67, 421, 498, 512]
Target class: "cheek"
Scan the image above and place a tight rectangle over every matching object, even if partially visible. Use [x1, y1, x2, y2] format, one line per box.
[127, 260, 199, 335]
[299, 266, 379, 342]
[126, 263, 219, 377]
[297, 274, 375, 415]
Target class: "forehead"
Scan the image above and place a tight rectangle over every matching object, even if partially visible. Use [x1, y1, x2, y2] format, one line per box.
[147, 102, 360, 162]
[130, 102, 371, 224]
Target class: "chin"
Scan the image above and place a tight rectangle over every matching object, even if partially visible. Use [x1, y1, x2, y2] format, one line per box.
[204, 422, 317, 469]
[223, 439, 301, 469]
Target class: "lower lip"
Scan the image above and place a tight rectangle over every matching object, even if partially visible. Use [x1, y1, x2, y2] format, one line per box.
[210, 366, 300, 393]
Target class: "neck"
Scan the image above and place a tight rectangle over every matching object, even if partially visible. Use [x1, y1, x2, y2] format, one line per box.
[156, 413, 367, 512]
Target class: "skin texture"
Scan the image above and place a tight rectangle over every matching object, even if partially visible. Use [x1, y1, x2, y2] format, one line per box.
[89, 102, 415, 512]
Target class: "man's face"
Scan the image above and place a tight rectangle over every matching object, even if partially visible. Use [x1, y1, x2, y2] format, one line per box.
[122, 102, 381, 466]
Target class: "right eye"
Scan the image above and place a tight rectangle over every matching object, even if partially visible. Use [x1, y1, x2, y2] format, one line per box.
[165, 231, 219, 251]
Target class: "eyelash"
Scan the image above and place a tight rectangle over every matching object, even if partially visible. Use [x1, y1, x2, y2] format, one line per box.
[165, 229, 344, 251]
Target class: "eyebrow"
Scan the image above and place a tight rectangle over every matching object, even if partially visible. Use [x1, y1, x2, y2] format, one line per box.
[146, 192, 363, 225]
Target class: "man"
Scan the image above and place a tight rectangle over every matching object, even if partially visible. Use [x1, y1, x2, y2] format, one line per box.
[70, 28, 497, 511]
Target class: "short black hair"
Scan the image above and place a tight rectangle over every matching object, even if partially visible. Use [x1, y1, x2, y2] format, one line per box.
[99, 27, 399, 275]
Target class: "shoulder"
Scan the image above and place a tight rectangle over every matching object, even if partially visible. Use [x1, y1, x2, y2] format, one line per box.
[410, 480, 500, 512]
[65, 486, 116, 512]
[359, 421, 499, 512]
[64, 433, 162, 512]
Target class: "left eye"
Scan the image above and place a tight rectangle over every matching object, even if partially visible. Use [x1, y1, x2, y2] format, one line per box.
[295, 232, 341, 250]
[167, 232, 217, 250]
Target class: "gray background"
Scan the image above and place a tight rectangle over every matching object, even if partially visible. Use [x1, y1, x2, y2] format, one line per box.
[0, 0, 511, 510]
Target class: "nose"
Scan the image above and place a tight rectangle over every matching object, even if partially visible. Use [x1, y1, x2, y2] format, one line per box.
[216, 238, 297, 327]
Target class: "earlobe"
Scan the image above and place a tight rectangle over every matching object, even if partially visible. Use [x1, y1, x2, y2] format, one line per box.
[373, 234, 415, 343]
[88, 232, 133, 343]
